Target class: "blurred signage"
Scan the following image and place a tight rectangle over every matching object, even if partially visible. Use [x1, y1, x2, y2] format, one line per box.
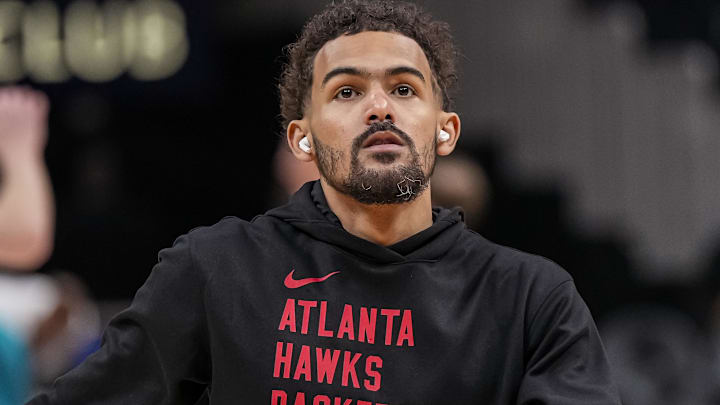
[0, 0, 189, 83]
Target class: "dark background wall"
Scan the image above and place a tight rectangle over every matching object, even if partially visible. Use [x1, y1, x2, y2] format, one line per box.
[15, 0, 301, 297]
[3, 0, 720, 317]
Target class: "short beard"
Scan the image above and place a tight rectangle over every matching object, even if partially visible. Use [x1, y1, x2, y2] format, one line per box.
[313, 122, 435, 205]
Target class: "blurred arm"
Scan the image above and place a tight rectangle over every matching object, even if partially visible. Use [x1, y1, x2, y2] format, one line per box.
[0, 86, 54, 271]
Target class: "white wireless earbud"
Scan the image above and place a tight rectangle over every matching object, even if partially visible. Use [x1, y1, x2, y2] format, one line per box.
[438, 130, 450, 142]
[299, 137, 311, 153]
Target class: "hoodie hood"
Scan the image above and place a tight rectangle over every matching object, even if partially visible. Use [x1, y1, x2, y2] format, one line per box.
[265, 181, 465, 264]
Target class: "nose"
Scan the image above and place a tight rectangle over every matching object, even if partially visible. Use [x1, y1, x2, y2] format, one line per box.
[365, 87, 395, 124]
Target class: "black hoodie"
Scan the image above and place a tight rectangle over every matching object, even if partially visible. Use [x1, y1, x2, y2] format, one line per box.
[29, 181, 620, 405]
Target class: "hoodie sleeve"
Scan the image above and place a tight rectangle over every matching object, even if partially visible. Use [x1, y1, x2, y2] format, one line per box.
[26, 234, 210, 405]
[516, 280, 621, 405]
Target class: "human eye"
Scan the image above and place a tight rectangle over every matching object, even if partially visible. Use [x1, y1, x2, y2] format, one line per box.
[392, 85, 415, 97]
[334, 87, 360, 100]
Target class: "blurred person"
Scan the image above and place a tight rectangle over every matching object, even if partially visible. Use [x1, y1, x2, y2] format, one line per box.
[706, 241, 720, 340]
[0, 322, 30, 405]
[0, 87, 54, 271]
[30, 272, 102, 387]
[28, 1, 620, 404]
[430, 152, 491, 230]
[703, 244, 720, 402]
[0, 273, 59, 401]
[0, 270, 102, 400]
[602, 304, 717, 405]
[0, 86, 54, 404]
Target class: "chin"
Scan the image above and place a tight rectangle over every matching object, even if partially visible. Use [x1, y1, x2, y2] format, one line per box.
[365, 151, 404, 165]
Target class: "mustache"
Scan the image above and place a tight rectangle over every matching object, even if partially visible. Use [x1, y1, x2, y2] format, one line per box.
[351, 121, 414, 151]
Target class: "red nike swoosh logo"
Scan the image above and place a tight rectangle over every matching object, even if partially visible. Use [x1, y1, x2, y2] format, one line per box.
[284, 269, 341, 289]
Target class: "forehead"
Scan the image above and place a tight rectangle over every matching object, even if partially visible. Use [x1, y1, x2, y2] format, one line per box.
[313, 31, 432, 81]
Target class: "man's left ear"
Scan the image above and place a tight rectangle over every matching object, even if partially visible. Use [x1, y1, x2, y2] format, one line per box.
[437, 112, 461, 156]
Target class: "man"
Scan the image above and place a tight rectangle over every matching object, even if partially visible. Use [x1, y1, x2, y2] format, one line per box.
[29, 1, 621, 404]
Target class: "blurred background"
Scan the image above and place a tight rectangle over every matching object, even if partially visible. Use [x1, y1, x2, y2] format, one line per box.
[2, 0, 720, 403]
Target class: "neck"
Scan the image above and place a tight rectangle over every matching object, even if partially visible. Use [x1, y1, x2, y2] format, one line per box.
[320, 178, 433, 246]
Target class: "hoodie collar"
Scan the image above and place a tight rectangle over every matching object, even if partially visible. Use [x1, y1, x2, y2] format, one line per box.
[265, 181, 465, 264]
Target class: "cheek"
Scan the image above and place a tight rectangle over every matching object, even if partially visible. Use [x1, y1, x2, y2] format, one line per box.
[399, 102, 436, 131]
[407, 120, 436, 147]
[410, 121, 437, 166]
[313, 116, 355, 149]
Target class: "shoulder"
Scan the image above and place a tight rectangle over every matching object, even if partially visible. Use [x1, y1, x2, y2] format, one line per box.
[184, 216, 249, 242]
[175, 215, 284, 267]
[183, 215, 279, 246]
[149, 217, 254, 269]
[457, 229, 576, 319]
[462, 228, 572, 287]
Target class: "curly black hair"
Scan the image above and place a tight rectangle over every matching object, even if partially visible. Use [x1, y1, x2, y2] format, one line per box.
[278, 0, 458, 131]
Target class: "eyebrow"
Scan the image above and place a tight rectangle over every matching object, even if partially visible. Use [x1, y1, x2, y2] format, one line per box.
[320, 66, 426, 88]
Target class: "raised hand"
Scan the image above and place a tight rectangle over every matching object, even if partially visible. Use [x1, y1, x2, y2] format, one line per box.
[0, 86, 50, 160]
[0, 86, 54, 271]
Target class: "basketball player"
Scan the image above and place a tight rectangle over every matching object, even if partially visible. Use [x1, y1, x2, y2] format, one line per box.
[28, 1, 621, 404]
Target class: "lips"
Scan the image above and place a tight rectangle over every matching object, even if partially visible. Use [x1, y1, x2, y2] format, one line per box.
[361, 131, 405, 149]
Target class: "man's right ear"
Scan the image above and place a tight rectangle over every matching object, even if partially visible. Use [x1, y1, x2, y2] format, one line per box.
[287, 120, 313, 162]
